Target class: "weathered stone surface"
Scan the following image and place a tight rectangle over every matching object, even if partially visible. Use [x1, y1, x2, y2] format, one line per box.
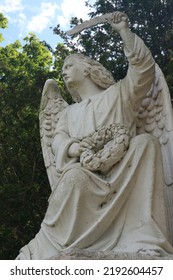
[49, 249, 173, 260]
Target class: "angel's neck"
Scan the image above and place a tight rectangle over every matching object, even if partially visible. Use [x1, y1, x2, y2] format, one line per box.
[74, 77, 103, 100]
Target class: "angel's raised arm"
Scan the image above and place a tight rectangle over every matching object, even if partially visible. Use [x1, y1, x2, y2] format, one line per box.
[109, 12, 155, 110]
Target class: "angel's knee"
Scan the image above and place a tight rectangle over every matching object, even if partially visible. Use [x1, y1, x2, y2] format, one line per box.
[63, 168, 89, 191]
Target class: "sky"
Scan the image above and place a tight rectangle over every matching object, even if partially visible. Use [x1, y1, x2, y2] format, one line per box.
[0, 0, 96, 49]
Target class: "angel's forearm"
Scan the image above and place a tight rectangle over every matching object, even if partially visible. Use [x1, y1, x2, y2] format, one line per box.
[122, 34, 155, 110]
[119, 27, 135, 53]
[110, 12, 135, 53]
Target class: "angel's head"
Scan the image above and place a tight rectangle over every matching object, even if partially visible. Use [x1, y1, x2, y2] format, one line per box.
[62, 53, 115, 102]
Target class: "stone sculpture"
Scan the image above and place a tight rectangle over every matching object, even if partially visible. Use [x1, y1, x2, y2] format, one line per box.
[16, 11, 173, 259]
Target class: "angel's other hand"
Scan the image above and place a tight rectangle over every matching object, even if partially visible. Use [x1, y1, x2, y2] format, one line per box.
[80, 137, 96, 150]
[68, 138, 95, 158]
[68, 142, 81, 158]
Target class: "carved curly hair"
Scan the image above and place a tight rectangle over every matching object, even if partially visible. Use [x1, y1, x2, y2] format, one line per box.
[63, 53, 115, 102]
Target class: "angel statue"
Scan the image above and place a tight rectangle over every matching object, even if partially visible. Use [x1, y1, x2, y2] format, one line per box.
[16, 11, 173, 260]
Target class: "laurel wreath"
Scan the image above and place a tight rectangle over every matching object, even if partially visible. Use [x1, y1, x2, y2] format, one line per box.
[80, 123, 130, 173]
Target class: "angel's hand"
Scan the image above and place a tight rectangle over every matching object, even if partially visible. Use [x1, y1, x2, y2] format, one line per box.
[68, 143, 81, 158]
[109, 11, 129, 33]
[68, 137, 96, 158]
[80, 137, 96, 151]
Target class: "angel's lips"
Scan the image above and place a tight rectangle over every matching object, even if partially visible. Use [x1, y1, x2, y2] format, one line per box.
[63, 75, 70, 82]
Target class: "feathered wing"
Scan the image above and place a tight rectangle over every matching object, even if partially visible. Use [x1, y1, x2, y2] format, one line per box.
[39, 79, 68, 191]
[136, 64, 173, 187]
[136, 64, 173, 242]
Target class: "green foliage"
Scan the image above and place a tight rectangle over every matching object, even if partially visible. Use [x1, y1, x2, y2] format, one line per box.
[0, 31, 70, 259]
[0, 13, 8, 42]
[0, 35, 51, 259]
[54, 0, 173, 97]
[0, 13, 8, 28]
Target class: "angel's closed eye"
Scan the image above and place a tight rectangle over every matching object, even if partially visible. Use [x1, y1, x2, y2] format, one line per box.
[62, 64, 73, 77]
[64, 63, 73, 69]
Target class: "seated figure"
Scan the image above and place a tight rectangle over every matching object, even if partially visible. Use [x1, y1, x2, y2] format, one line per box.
[16, 12, 173, 259]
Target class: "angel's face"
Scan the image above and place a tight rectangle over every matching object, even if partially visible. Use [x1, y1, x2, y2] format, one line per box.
[62, 57, 87, 88]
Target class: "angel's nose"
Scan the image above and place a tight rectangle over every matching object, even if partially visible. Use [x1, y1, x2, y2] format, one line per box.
[62, 69, 67, 78]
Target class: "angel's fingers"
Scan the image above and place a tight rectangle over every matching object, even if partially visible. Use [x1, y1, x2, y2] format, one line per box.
[79, 147, 87, 152]
[116, 12, 123, 22]
[82, 138, 96, 147]
[113, 11, 127, 23]
[95, 135, 103, 141]
[79, 142, 93, 150]
[112, 12, 120, 22]
[83, 155, 93, 164]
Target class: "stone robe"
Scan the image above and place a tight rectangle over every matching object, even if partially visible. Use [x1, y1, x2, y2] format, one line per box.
[17, 35, 173, 259]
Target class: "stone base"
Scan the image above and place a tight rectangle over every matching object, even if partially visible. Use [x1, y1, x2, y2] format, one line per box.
[49, 248, 173, 260]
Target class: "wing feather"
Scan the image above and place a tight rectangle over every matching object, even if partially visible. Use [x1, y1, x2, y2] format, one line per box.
[136, 64, 173, 241]
[39, 79, 68, 191]
[137, 64, 173, 187]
